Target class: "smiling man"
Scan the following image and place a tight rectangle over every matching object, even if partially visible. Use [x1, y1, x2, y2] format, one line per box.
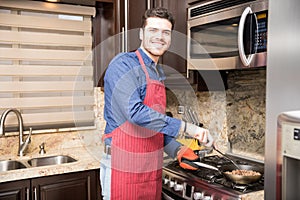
[139, 17, 172, 62]
[100, 7, 214, 200]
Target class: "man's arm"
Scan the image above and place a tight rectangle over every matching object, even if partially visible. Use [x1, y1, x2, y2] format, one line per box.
[164, 135, 182, 159]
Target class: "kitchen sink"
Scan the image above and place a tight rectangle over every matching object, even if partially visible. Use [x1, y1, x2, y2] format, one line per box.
[0, 160, 27, 172]
[27, 155, 77, 167]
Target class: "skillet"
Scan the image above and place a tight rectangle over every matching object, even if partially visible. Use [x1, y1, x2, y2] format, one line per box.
[181, 160, 263, 185]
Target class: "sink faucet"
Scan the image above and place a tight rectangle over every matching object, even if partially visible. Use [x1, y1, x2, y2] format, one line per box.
[0, 108, 32, 156]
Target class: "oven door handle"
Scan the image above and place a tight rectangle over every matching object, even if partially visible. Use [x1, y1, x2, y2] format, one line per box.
[238, 7, 258, 67]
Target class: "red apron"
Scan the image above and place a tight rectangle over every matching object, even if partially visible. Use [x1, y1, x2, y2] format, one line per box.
[104, 50, 166, 199]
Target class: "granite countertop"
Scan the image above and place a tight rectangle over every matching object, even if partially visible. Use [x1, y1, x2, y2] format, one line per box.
[241, 191, 264, 200]
[0, 145, 102, 183]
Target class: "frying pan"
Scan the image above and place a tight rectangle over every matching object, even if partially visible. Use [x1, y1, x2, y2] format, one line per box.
[191, 162, 263, 185]
[220, 164, 263, 184]
[210, 144, 262, 183]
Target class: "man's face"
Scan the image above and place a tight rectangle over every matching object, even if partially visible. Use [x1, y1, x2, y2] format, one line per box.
[140, 17, 172, 59]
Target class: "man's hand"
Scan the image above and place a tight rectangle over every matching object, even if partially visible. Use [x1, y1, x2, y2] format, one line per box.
[185, 122, 214, 147]
[177, 146, 199, 170]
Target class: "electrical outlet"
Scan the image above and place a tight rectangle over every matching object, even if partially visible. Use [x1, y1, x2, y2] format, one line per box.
[178, 106, 185, 114]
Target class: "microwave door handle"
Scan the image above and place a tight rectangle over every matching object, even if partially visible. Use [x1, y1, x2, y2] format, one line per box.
[238, 7, 256, 67]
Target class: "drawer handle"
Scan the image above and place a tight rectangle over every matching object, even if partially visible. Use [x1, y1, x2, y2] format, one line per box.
[33, 187, 38, 200]
[26, 188, 30, 200]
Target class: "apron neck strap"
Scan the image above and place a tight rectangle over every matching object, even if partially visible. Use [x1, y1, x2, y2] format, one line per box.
[135, 50, 150, 81]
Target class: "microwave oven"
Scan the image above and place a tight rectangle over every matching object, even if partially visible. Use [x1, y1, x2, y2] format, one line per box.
[187, 0, 268, 71]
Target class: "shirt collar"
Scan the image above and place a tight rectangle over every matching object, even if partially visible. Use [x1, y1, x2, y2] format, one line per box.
[137, 48, 155, 66]
[137, 48, 166, 81]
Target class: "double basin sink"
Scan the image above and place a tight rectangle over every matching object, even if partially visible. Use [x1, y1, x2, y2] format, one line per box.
[0, 155, 77, 172]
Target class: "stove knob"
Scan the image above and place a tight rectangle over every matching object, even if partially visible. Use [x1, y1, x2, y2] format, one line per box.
[163, 178, 169, 185]
[173, 183, 183, 191]
[168, 180, 175, 188]
[193, 192, 203, 200]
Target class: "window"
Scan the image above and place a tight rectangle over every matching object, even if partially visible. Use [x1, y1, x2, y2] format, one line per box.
[0, 1, 95, 132]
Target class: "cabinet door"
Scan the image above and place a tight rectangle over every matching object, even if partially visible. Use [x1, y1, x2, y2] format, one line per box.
[119, 0, 189, 73]
[128, 0, 154, 51]
[0, 180, 30, 200]
[31, 170, 98, 200]
[115, 0, 152, 52]
[93, 2, 115, 87]
[95, 0, 151, 87]
[156, 0, 189, 73]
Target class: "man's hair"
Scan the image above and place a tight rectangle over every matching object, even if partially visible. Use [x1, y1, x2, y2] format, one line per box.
[142, 7, 175, 30]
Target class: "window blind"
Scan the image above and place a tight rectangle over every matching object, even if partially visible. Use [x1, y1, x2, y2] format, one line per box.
[0, 0, 96, 132]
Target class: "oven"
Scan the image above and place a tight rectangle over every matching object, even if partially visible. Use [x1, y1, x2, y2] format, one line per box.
[187, 0, 268, 70]
[162, 155, 264, 200]
[277, 111, 300, 200]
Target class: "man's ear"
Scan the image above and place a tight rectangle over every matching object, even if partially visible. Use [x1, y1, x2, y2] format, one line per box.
[139, 28, 143, 40]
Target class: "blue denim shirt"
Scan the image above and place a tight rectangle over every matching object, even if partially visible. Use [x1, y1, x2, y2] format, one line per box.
[103, 48, 182, 158]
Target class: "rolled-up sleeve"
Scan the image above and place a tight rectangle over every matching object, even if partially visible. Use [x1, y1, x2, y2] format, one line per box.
[164, 135, 181, 158]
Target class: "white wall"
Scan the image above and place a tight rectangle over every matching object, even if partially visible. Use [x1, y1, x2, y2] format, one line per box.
[265, 0, 300, 199]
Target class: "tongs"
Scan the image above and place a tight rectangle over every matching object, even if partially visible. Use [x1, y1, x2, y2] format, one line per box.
[212, 143, 241, 170]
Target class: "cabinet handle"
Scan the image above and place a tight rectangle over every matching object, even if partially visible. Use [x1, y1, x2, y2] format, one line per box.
[121, 27, 125, 52]
[26, 188, 30, 200]
[124, 0, 128, 52]
[33, 187, 38, 200]
[147, 0, 151, 10]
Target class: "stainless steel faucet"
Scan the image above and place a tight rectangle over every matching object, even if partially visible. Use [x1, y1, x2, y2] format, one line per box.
[0, 108, 32, 156]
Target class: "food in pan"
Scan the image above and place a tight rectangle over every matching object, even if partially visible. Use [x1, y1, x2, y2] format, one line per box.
[224, 169, 261, 176]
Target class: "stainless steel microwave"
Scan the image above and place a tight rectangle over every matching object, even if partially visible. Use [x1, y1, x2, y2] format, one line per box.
[187, 0, 268, 70]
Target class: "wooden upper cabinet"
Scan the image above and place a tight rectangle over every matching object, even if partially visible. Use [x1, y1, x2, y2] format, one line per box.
[94, 0, 190, 86]
[127, 0, 150, 30]
[114, 0, 151, 52]
[155, 0, 189, 74]
[154, 0, 187, 34]
[127, 0, 150, 51]
[93, 1, 115, 86]
[117, 0, 189, 73]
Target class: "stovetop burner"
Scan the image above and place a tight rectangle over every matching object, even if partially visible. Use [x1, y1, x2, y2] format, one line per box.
[213, 173, 264, 192]
[163, 155, 264, 193]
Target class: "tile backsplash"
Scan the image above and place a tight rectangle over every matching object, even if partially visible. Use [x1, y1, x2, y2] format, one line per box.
[164, 68, 266, 161]
[226, 68, 266, 159]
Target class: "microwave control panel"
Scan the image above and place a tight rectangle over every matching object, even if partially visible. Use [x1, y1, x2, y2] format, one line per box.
[255, 11, 268, 53]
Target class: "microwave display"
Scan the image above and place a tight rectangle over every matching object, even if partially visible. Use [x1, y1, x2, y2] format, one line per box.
[189, 10, 268, 59]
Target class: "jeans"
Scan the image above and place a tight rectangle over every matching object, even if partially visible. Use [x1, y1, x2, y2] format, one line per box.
[100, 152, 111, 200]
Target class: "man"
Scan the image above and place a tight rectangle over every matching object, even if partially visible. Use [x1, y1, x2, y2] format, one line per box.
[101, 7, 214, 200]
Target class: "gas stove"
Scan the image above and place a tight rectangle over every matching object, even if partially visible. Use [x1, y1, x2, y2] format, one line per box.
[162, 155, 264, 200]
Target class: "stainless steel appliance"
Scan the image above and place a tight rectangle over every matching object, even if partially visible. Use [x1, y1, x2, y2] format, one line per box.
[277, 111, 300, 200]
[187, 0, 268, 70]
[162, 155, 264, 200]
